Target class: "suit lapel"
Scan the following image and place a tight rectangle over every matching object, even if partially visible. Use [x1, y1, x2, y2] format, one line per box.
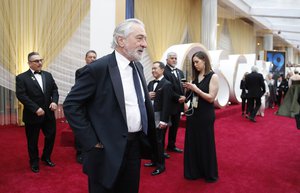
[154, 81, 161, 92]
[155, 78, 166, 91]
[148, 81, 154, 92]
[41, 72, 46, 93]
[108, 54, 127, 122]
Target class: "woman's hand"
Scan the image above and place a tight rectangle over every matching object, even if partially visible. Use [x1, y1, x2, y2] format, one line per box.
[183, 82, 196, 91]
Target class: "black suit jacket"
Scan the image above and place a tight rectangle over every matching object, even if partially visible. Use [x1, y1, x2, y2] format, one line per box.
[16, 70, 59, 124]
[275, 78, 288, 94]
[245, 71, 266, 98]
[163, 65, 185, 113]
[148, 77, 172, 123]
[75, 65, 88, 79]
[63, 51, 155, 189]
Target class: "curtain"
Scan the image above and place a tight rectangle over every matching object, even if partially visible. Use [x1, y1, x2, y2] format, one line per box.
[0, 0, 90, 125]
[217, 18, 225, 44]
[187, 0, 202, 43]
[135, 0, 194, 61]
[227, 18, 256, 54]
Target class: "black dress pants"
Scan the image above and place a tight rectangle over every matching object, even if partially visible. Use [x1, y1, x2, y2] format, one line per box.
[167, 112, 181, 149]
[75, 137, 82, 155]
[25, 119, 56, 165]
[88, 136, 141, 193]
[248, 97, 262, 118]
[154, 128, 166, 169]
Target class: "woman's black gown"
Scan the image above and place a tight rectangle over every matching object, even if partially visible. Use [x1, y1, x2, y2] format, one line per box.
[184, 72, 218, 182]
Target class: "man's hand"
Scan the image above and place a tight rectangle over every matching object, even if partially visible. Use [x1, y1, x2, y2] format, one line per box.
[178, 96, 186, 104]
[49, 102, 57, 111]
[158, 122, 167, 129]
[148, 91, 156, 100]
[36, 108, 45, 116]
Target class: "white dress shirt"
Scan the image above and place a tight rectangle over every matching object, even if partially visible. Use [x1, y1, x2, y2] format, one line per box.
[168, 65, 178, 78]
[153, 76, 163, 90]
[115, 51, 144, 133]
[30, 69, 43, 92]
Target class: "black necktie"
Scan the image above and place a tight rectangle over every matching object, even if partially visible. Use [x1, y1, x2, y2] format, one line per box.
[34, 71, 41, 74]
[129, 62, 148, 134]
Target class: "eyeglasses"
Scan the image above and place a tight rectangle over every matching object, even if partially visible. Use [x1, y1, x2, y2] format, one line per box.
[29, 59, 44, 63]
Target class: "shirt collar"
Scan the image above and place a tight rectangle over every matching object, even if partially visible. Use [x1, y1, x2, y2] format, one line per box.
[167, 64, 176, 71]
[30, 68, 40, 74]
[156, 75, 164, 81]
[115, 50, 131, 70]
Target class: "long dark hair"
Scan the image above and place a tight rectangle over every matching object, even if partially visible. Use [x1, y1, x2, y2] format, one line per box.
[191, 51, 212, 81]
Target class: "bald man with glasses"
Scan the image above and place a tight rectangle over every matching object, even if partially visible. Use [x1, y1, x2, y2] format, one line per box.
[16, 51, 59, 173]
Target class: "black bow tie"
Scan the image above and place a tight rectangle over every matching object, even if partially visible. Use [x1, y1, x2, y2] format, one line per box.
[154, 80, 159, 83]
[34, 71, 41, 74]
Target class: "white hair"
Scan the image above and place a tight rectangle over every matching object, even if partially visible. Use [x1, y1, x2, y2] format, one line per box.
[167, 52, 177, 59]
[111, 18, 145, 49]
[251, 65, 259, 72]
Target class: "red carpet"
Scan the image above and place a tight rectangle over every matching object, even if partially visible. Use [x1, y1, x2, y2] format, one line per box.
[0, 105, 300, 193]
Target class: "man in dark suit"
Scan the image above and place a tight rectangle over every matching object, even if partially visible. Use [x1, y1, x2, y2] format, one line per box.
[16, 52, 59, 173]
[144, 61, 173, 175]
[275, 74, 288, 106]
[245, 66, 265, 122]
[74, 50, 97, 164]
[163, 52, 186, 153]
[75, 50, 97, 79]
[63, 19, 155, 193]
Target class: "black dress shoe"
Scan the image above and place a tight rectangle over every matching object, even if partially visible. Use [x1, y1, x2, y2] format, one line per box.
[205, 177, 218, 183]
[163, 152, 170, 159]
[167, 147, 183, 153]
[31, 165, 39, 173]
[249, 117, 256, 122]
[144, 162, 156, 167]
[41, 158, 55, 167]
[151, 167, 165, 176]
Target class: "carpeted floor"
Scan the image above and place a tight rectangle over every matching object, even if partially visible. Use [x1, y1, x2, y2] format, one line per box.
[0, 105, 299, 193]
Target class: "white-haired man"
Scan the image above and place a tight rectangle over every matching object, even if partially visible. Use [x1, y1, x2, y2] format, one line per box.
[245, 66, 266, 122]
[64, 18, 155, 193]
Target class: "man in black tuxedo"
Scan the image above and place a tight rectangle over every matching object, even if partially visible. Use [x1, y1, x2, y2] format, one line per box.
[74, 50, 97, 164]
[163, 52, 186, 153]
[144, 61, 173, 175]
[63, 19, 155, 193]
[16, 52, 59, 173]
[245, 66, 265, 122]
[275, 74, 288, 106]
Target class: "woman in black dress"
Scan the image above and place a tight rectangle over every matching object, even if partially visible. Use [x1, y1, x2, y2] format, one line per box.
[183, 51, 219, 183]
